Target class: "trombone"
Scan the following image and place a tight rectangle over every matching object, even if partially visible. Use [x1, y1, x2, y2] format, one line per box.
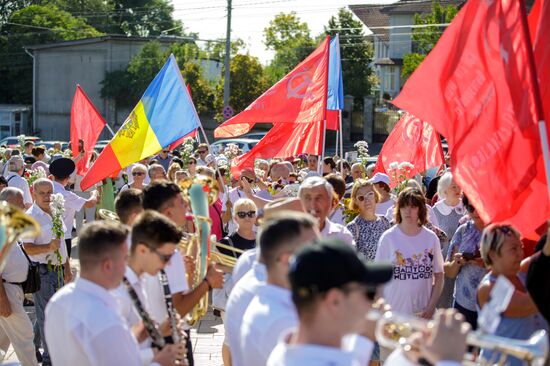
[368, 309, 549, 366]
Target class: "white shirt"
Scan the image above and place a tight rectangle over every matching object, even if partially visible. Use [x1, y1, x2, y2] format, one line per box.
[267, 331, 374, 366]
[385, 349, 462, 366]
[231, 249, 257, 288]
[240, 284, 297, 366]
[320, 218, 355, 246]
[53, 181, 86, 239]
[226, 262, 267, 365]
[45, 278, 145, 366]
[6, 172, 32, 206]
[376, 198, 395, 218]
[1, 244, 28, 283]
[142, 250, 189, 324]
[26, 203, 68, 265]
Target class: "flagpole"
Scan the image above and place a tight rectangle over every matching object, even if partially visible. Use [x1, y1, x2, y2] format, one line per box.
[518, 0, 550, 197]
[105, 124, 116, 137]
[319, 35, 331, 175]
[339, 110, 344, 175]
[335, 129, 339, 161]
[320, 119, 327, 174]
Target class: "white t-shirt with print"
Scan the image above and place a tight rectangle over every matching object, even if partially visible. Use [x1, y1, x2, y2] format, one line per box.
[375, 225, 444, 315]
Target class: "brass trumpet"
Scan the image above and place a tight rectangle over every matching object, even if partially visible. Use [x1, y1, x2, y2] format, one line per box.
[0, 201, 40, 272]
[368, 310, 549, 366]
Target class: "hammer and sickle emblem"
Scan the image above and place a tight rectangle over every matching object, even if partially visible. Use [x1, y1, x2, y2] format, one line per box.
[286, 68, 313, 100]
[401, 115, 425, 146]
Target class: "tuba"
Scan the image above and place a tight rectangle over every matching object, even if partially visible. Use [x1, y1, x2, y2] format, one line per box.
[98, 209, 120, 222]
[0, 201, 40, 272]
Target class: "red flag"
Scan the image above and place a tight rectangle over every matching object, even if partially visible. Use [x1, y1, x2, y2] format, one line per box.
[215, 36, 330, 138]
[528, 0, 542, 41]
[325, 110, 339, 130]
[393, 0, 549, 239]
[374, 112, 444, 187]
[530, 0, 549, 128]
[230, 121, 323, 176]
[70, 85, 106, 176]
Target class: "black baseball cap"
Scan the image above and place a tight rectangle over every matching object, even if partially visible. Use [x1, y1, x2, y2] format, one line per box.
[49, 157, 75, 178]
[289, 238, 393, 299]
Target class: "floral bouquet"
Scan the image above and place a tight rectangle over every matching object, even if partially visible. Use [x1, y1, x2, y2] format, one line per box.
[180, 137, 196, 167]
[388, 161, 415, 195]
[223, 143, 240, 161]
[343, 198, 359, 224]
[354, 141, 370, 165]
[17, 135, 26, 152]
[62, 149, 73, 158]
[48, 193, 65, 287]
[25, 166, 47, 187]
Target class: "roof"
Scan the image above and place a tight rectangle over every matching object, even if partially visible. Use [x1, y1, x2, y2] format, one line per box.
[350, 0, 465, 43]
[25, 34, 194, 52]
[0, 104, 31, 112]
[374, 58, 403, 66]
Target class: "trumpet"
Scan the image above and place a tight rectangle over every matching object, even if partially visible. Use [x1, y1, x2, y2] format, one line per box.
[368, 310, 549, 366]
[0, 201, 40, 273]
[211, 242, 245, 268]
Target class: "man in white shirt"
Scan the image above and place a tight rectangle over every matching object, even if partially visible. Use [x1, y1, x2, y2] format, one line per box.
[111, 211, 184, 365]
[143, 181, 224, 366]
[5, 156, 32, 209]
[239, 212, 320, 366]
[49, 158, 98, 259]
[298, 176, 354, 246]
[23, 178, 70, 366]
[0, 188, 37, 366]
[44, 220, 181, 366]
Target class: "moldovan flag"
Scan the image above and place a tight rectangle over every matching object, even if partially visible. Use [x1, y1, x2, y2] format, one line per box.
[231, 121, 324, 176]
[81, 54, 200, 190]
[168, 84, 198, 150]
[393, 0, 549, 239]
[326, 34, 344, 131]
[374, 112, 444, 185]
[214, 36, 330, 138]
[70, 85, 106, 176]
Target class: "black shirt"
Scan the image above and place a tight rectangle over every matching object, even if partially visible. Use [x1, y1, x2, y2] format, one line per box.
[526, 251, 550, 322]
[219, 232, 256, 258]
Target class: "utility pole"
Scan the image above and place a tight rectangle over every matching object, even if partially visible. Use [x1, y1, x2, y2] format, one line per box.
[223, 0, 232, 110]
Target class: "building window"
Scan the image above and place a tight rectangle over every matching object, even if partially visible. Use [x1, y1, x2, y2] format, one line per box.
[14, 112, 21, 122]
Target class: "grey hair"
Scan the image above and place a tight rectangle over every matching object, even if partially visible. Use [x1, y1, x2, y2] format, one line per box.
[0, 187, 23, 202]
[437, 172, 454, 200]
[7, 156, 24, 172]
[33, 178, 53, 191]
[148, 164, 165, 178]
[298, 176, 334, 201]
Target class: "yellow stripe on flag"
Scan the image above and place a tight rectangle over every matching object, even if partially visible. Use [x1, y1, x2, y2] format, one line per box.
[110, 101, 163, 168]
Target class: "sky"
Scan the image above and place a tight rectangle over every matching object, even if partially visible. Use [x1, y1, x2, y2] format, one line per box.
[171, 0, 396, 64]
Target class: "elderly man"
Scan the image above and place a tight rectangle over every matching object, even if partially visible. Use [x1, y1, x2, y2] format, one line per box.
[5, 156, 32, 209]
[0, 188, 38, 366]
[50, 158, 98, 258]
[269, 162, 291, 182]
[351, 163, 366, 181]
[148, 164, 167, 182]
[298, 176, 354, 246]
[23, 178, 70, 366]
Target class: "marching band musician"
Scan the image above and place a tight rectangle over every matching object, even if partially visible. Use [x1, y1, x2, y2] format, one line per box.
[111, 210, 185, 365]
[45, 221, 181, 366]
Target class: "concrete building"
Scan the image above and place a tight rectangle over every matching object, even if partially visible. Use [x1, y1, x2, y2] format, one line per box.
[0, 105, 31, 139]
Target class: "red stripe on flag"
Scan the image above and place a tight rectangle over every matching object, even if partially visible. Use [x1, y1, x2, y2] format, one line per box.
[80, 144, 122, 191]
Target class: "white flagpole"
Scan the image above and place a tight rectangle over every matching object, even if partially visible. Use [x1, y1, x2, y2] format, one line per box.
[339, 110, 344, 175]
[319, 119, 327, 174]
[105, 124, 116, 137]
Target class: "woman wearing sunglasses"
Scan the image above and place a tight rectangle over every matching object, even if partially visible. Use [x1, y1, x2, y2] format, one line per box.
[346, 179, 390, 262]
[119, 164, 147, 194]
[186, 157, 197, 178]
[443, 195, 487, 329]
[477, 224, 548, 366]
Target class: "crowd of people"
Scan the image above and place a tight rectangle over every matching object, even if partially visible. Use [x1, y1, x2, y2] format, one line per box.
[0, 137, 547, 366]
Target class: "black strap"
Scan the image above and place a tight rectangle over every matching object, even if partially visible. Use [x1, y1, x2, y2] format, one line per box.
[122, 276, 165, 349]
[17, 244, 33, 265]
[6, 175, 16, 184]
[225, 237, 238, 259]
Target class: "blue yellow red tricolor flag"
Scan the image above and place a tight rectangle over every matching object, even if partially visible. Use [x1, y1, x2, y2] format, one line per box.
[81, 54, 200, 190]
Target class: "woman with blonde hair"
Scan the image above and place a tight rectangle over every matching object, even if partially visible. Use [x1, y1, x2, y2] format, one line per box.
[166, 162, 181, 182]
[346, 179, 390, 261]
[118, 164, 147, 194]
[477, 224, 548, 366]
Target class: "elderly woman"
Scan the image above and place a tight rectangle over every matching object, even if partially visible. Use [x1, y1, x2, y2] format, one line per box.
[166, 162, 180, 182]
[347, 179, 390, 261]
[375, 187, 444, 318]
[477, 224, 548, 366]
[443, 195, 487, 328]
[118, 164, 147, 194]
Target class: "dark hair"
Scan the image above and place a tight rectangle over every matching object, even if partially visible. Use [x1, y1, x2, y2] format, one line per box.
[11, 149, 20, 156]
[324, 173, 346, 200]
[142, 181, 181, 212]
[0, 176, 7, 186]
[375, 181, 391, 193]
[341, 161, 351, 171]
[79, 221, 129, 269]
[259, 212, 317, 269]
[323, 157, 336, 170]
[115, 189, 144, 225]
[395, 187, 428, 225]
[31, 146, 45, 157]
[172, 157, 184, 169]
[131, 210, 182, 252]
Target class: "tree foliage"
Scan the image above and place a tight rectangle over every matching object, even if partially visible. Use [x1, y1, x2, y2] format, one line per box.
[325, 7, 374, 108]
[402, 2, 458, 78]
[263, 12, 314, 84]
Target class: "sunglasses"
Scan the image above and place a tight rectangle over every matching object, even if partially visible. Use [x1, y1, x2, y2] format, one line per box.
[147, 245, 173, 264]
[188, 161, 196, 165]
[241, 177, 255, 184]
[357, 192, 376, 202]
[161, 150, 169, 154]
[236, 211, 256, 219]
[489, 225, 515, 249]
[198, 150, 207, 154]
[132, 172, 145, 176]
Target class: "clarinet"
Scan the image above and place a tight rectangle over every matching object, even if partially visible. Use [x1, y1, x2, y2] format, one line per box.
[159, 269, 180, 343]
[122, 277, 166, 349]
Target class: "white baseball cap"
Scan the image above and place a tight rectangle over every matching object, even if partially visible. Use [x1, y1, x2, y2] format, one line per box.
[369, 172, 390, 186]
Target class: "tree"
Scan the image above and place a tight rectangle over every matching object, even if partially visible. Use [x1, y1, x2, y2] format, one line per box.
[0, 4, 101, 103]
[202, 38, 246, 61]
[213, 53, 268, 120]
[263, 12, 314, 84]
[325, 7, 375, 108]
[402, 2, 458, 78]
